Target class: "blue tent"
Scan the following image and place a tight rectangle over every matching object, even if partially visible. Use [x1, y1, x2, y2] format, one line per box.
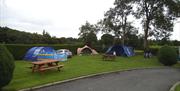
[24, 47, 57, 61]
[106, 45, 135, 57]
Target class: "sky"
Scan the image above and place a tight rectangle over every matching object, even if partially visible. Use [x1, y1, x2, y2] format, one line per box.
[0, 0, 180, 40]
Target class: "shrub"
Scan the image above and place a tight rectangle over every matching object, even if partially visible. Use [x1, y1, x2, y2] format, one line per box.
[158, 45, 177, 66]
[0, 45, 15, 89]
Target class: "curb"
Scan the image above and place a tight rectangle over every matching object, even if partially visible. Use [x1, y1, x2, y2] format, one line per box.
[169, 81, 180, 91]
[19, 67, 175, 91]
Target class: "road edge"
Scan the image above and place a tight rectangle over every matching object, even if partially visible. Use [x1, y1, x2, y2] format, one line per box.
[169, 81, 180, 91]
[19, 67, 177, 91]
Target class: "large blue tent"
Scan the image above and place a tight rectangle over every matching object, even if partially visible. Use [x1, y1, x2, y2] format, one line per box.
[24, 47, 57, 61]
[106, 45, 135, 57]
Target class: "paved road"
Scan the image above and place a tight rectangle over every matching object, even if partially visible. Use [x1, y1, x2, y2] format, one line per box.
[35, 68, 180, 91]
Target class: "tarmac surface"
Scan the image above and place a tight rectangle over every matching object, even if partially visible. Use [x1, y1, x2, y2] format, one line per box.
[35, 68, 180, 91]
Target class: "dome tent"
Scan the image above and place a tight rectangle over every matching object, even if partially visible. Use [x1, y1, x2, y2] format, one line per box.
[106, 45, 135, 57]
[77, 45, 98, 55]
[24, 47, 57, 61]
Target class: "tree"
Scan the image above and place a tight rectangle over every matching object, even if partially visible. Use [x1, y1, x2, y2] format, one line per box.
[101, 34, 114, 46]
[42, 30, 52, 44]
[0, 45, 15, 90]
[86, 32, 97, 46]
[124, 32, 139, 47]
[172, 40, 180, 46]
[78, 21, 98, 45]
[132, 0, 180, 49]
[100, 0, 136, 45]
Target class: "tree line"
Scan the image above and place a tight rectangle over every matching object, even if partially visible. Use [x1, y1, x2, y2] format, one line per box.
[79, 0, 180, 49]
[0, 25, 179, 49]
[0, 27, 80, 44]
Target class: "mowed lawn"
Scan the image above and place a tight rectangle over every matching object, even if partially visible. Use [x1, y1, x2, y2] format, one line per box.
[3, 55, 180, 91]
[176, 84, 180, 91]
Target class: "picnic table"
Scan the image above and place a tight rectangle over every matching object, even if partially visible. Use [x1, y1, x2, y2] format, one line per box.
[31, 59, 64, 72]
[102, 54, 116, 61]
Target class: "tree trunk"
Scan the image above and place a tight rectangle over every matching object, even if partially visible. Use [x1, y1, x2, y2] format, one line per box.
[113, 37, 116, 45]
[122, 17, 127, 46]
[122, 32, 125, 45]
[144, 20, 149, 50]
[144, 30, 148, 50]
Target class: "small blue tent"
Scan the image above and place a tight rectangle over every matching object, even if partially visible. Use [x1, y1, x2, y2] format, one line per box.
[106, 45, 135, 57]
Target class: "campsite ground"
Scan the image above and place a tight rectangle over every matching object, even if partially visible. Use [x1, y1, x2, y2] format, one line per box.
[3, 55, 180, 91]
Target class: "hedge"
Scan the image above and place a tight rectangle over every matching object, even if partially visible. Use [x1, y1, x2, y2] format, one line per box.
[149, 46, 178, 56]
[5, 44, 83, 60]
[4, 44, 178, 60]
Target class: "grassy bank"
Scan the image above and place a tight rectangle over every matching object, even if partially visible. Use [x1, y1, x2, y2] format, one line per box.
[175, 84, 180, 91]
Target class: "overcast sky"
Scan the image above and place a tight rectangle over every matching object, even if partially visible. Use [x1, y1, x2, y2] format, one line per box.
[0, 0, 180, 40]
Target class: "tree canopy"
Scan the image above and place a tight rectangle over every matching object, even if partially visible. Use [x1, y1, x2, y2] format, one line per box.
[98, 0, 180, 49]
[78, 21, 98, 45]
[99, 0, 137, 45]
[132, 0, 180, 49]
[101, 34, 114, 46]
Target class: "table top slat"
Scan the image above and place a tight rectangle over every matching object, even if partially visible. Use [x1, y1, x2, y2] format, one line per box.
[31, 59, 58, 65]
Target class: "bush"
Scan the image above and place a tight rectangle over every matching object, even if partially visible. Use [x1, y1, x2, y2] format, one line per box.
[158, 45, 177, 66]
[0, 45, 15, 89]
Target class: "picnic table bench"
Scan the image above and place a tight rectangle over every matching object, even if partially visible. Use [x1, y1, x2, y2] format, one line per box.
[31, 59, 63, 73]
[102, 54, 116, 61]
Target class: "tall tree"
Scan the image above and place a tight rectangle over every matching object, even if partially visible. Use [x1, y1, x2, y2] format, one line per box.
[101, 34, 114, 46]
[78, 21, 98, 45]
[42, 30, 52, 44]
[132, 0, 180, 49]
[100, 0, 136, 45]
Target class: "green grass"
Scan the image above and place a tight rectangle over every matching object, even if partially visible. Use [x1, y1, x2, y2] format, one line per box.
[2, 55, 175, 91]
[175, 84, 180, 91]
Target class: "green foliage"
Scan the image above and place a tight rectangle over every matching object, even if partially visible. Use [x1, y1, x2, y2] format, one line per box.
[149, 48, 159, 56]
[85, 32, 98, 45]
[124, 34, 141, 47]
[158, 45, 177, 66]
[0, 27, 80, 44]
[100, 34, 114, 46]
[0, 45, 15, 89]
[100, 0, 137, 45]
[172, 40, 180, 46]
[175, 84, 180, 91]
[78, 21, 98, 45]
[132, 0, 180, 49]
[6, 44, 83, 60]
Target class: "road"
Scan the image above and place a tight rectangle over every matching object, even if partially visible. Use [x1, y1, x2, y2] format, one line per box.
[35, 68, 180, 91]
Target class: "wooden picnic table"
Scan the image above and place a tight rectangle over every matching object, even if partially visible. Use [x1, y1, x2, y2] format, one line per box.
[31, 59, 63, 73]
[102, 54, 116, 61]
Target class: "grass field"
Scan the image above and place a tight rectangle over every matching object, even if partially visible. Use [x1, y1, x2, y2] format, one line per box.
[3, 55, 180, 91]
